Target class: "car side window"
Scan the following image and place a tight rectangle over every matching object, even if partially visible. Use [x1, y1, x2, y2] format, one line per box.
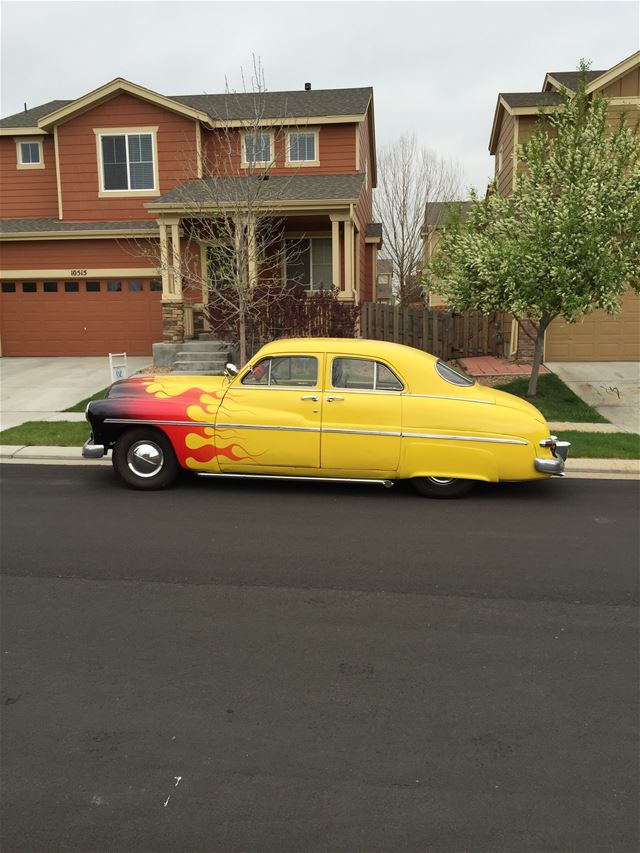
[242, 356, 318, 387]
[331, 358, 403, 391]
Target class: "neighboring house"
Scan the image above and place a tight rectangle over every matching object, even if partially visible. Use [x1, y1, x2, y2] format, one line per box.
[374, 257, 393, 303]
[0, 79, 381, 356]
[421, 201, 472, 309]
[490, 50, 640, 362]
[422, 51, 639, 362]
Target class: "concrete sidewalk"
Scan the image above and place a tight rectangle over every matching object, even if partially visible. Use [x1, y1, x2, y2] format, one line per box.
[546, 362, 640, 433]
[0, 356, 151, 430]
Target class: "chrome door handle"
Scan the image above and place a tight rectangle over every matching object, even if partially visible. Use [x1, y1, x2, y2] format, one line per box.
[326, 395, 344, 402]
[301, 395, 319, 401]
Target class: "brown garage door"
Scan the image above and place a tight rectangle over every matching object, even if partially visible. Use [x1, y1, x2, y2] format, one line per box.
[545, 288, 640, 361]
[0, 278, 163, 356]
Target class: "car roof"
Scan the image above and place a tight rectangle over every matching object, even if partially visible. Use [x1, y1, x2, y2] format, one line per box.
[259, 337, 438, 360]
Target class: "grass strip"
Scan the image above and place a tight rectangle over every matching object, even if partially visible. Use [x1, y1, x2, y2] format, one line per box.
[0, 421, 89, 447]
[562, 431, 639, 459]
[64, 387, 110, 412]
[496, 374, 608, 423]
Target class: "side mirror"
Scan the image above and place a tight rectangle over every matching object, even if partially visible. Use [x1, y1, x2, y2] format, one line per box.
[224, 362, 239, 379]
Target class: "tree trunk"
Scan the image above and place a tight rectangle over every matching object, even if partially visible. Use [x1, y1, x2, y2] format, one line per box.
[239, 311, 247, 367]
[526, 327, 546, 398]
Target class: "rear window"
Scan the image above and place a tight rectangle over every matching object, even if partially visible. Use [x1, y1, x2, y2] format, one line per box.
[435, 360, 475, 387]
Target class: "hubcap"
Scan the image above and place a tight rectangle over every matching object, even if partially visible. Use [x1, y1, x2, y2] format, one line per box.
[127, 440, 164, 478]
[427, 476, 456, 486]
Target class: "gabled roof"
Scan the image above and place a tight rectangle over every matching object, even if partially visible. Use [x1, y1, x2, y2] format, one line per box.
[0, 217, 158, 238]
[543, 69, 606, 92]
[0, 82, 373, 132]
[147, 173, 366, 210]
[490, 51, 640, 154]
[0, 100, 72, 130]
[423, 200, 472, 233]
[172, 87, 372, 123]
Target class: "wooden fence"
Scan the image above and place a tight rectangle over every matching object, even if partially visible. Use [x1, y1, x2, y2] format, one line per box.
[360, 302, 503, 360]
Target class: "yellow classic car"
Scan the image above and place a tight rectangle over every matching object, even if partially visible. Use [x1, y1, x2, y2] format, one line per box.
[83, 337, 570, 498]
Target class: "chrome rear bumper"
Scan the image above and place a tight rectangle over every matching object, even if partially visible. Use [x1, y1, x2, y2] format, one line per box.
[535, 438, 571, 476]
[82, 438, 105, 459]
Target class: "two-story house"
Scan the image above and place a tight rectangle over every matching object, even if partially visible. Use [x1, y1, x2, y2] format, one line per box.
[422, 51, 639, 361]
[0, 79, 381, 356]
[489, 50, 639, 362]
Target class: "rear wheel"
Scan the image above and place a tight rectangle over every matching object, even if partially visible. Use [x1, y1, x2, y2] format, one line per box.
[112, 428, 179, 490]
[412, 476, 475, 499]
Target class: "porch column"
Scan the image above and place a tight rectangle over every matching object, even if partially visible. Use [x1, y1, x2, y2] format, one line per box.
[170, 221, 182, 299]
[331, 218, 341, 290]
[247, 215, 258, 288]
[159, 222, 171, 298]
[344, 219, 355, 298]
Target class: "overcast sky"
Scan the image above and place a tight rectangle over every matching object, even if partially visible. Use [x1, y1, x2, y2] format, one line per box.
[1, 1, 638, 193]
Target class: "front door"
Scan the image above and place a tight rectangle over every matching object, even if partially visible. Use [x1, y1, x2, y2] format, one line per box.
[320, 355, 403, 471]
[217, 353, 322, 469]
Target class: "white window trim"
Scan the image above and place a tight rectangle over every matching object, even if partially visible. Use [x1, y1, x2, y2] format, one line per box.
[16, 137, 44, 170]
[285, 128, 320, 168]
[93, 126, 160, 197]
[284, 235, 332, 292]
[241, 130, 275, 170]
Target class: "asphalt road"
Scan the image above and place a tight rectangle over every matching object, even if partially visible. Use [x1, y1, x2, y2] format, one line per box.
[1, 464, 638, 853]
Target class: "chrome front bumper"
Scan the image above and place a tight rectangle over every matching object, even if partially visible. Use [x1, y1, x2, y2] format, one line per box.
[82, 438, 105, 459]
[535, 437, 571, 477]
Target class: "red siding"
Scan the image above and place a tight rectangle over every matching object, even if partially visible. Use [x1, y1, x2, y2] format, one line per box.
[0, 136, 59, 219]
[355, 117, 372, 225]
[202, 123, 358, 176]
[56, 93, 198, 221]
[0, 237, 157, 270]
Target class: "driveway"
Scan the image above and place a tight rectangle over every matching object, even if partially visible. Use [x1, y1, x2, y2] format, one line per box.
[546, 361, 640, 432]
[0, 356, 151, 431]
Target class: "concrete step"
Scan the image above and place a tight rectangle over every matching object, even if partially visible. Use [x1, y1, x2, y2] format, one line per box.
[174, 341, 231, 353]
[174, 352, 228, 362]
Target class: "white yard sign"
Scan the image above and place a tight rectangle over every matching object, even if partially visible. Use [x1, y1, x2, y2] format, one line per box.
[109, 353, 128, 383]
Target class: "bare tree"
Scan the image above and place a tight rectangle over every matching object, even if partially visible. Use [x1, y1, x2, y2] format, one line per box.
[132, 59, 313, 365]
[375, 134, 463, 305]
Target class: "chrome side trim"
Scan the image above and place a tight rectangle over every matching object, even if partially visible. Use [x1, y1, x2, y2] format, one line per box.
[216, 423, 321, 433]
[402, 432, 527, 446]
[198, 472, 394, 488]
[403, 393, 494, 405]
[106, 418, 218, 428]
[323, 427, 401, 437]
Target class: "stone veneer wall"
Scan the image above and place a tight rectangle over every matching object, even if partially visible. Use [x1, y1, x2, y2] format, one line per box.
[162, 302, 185, 343]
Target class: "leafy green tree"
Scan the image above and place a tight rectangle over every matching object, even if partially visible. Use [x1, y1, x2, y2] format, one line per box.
[429, 62, 640, 396]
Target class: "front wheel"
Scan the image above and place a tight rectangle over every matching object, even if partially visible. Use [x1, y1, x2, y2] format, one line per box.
[112, 428, 179, 490]
[412, 476, 475, 499]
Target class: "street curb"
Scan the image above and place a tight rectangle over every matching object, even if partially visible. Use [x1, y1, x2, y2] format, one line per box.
[1, 447, 638, 479]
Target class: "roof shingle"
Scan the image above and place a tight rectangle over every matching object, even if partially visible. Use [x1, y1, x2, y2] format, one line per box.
[0, 218, 158, 234]
[149, 173, 365, 206]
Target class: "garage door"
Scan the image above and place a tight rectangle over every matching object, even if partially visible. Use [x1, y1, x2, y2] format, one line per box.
[545, 288, 640, 361]
[0, 277, 163, 356]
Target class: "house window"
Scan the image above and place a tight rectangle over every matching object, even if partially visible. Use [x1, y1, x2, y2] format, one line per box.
[107, 281, 122, 292]
[285, 237, 332, 291]
[99, 132, 155, 191]
[86, 281, 101, 292]
[128, 280, 144, 292]
[43, 282, 58, 292]
[287, 131, 318, 165]
[64, 282, 79, 292]
[22, 282, 37, 293]
[16, 139, 44, 169]
[150, 280, 162, 291]
[2, 282, 16, 293]
[243, 132, 272, 167]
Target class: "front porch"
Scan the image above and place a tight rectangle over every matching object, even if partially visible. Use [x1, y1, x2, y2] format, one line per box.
[144, 173, 381, 344]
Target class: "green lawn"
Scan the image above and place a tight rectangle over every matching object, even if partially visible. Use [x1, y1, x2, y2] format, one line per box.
[561, 431, 639, 459]
[0, 421, 89, 447]
[496, 373, 609, 423]
[63, 387, 110, 412]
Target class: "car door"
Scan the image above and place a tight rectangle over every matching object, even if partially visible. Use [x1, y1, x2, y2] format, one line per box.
[217, 353, 322, 470]
[320, 354, 403, 471]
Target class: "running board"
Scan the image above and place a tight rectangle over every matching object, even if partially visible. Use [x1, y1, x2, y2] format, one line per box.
[197, 472, 394, 488]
